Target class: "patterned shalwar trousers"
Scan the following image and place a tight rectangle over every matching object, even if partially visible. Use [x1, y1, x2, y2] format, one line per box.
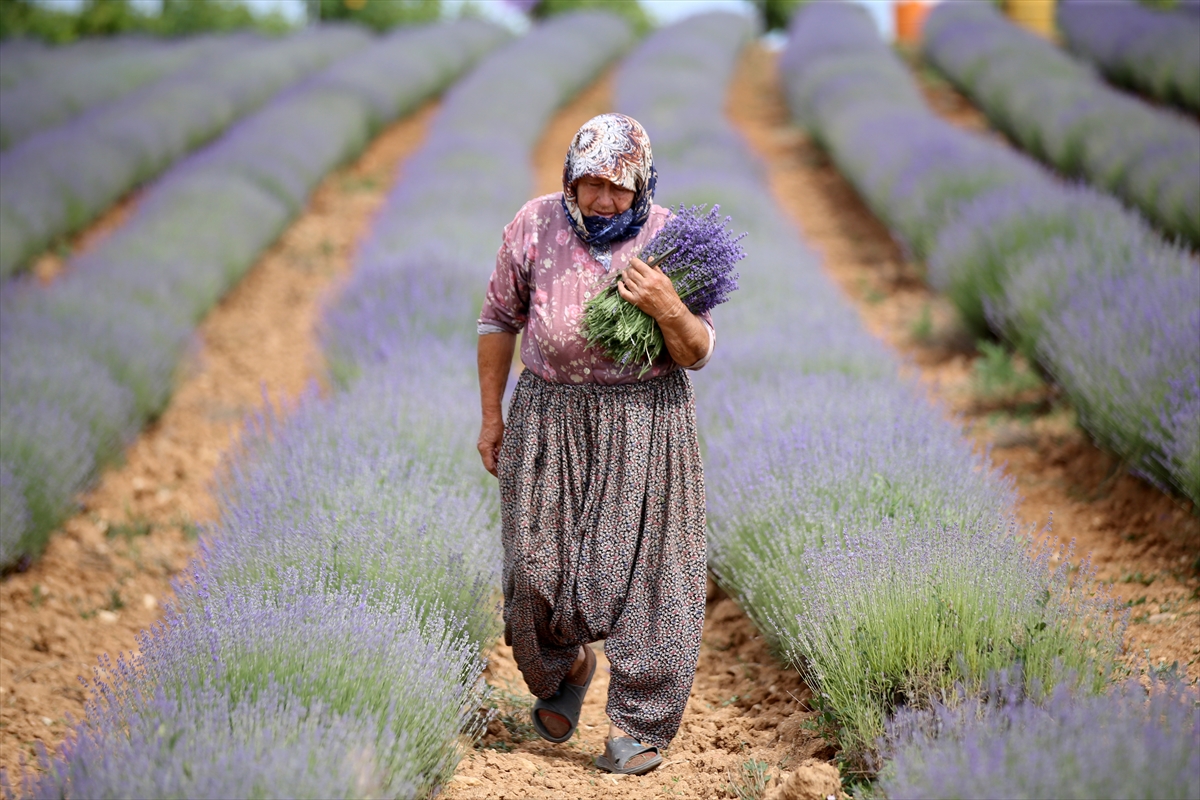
[498, 369, 707, 749]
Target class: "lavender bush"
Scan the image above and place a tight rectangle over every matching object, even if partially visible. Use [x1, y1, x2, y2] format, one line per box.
[0, 35, 237, 151]
[1035, 264, 1200, 502]
[0, 26, 369, 280]
[1058, 0, 1200, 114]
[9, 576, 485, 799]
[209, 358, 502, 647]
[0, 35, 160, 87]
[873, 670, 1200, 799]
[0, 463, 28, 569]
[6, 687, 409, 800]
[783, 521, 1123, 759]
[782, 3, 1200, 507]
[0, 20, 508, 570]
[923, 2, 1200, 246]
[928, 182, 1144, 338]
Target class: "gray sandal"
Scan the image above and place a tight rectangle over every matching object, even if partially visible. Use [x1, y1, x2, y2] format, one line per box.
[530, 646, 595, 744]
[595, 736, 663, 775]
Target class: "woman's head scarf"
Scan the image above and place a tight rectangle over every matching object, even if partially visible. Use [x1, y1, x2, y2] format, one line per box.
[561, 113, 657, 252]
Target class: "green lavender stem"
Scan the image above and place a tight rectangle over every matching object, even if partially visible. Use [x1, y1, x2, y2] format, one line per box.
[580, 263, 704, 376]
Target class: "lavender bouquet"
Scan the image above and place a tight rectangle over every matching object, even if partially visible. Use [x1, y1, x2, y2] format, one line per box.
[582, 205, 744, 373]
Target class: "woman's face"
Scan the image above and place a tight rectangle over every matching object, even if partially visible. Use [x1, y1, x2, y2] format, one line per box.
[575, 175, 635, 218]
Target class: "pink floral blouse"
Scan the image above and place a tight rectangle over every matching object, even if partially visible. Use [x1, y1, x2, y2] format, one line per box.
[478, 194, 715, 385]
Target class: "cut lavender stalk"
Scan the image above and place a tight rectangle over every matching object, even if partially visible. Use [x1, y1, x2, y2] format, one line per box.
[581, 205, 743, 372]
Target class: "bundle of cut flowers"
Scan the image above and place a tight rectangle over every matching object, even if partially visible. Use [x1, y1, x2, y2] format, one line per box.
[582, 204, 745, 373]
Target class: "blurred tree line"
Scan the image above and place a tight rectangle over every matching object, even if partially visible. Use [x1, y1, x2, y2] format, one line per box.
[0, 0, 294, 42]
[1, 0, 827, 44]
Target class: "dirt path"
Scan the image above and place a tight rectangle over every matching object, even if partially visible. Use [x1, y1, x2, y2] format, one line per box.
[0, 102, 437, 776]
[26, 191, 141, 285]
[727, 44, 1199, 679]
[444, 71, 836, 800]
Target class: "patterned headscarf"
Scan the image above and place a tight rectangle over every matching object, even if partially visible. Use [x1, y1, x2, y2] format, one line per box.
[561, 113, 657, 257]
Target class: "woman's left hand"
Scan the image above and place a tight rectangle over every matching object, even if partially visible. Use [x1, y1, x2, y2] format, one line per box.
[617, 257, 686, 322]
[618, 256, 711, 368]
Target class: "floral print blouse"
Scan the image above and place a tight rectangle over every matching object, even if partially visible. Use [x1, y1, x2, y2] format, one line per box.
[478, 194, 715, 385]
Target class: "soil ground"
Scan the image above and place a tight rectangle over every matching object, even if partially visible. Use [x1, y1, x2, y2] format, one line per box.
[0, 102, 437, 777]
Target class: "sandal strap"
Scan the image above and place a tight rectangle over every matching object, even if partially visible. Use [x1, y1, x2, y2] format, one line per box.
[606, 736, 658, 767]
[530, 647, 596, 743]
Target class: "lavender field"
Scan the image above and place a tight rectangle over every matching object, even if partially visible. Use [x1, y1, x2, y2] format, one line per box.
[1, 5, 1197, 798]
[923, 2, 1200, 246]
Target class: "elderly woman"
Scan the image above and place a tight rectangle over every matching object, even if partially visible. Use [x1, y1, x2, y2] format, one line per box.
[476, 113, 714, 776]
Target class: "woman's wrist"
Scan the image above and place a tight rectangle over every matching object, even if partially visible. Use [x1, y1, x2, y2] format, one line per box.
[654, 297, 689, 324]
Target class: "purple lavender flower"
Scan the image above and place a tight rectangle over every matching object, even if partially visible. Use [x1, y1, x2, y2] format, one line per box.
[877, 669, 1200, 799]
[0, 20, 508, 569]
[923, 1, 1200, 246]
[782, 0, 1200, 508]
[1058, 0, 1200, 114]
[646, 205, 744, 314]
[0, 27, 369, 280]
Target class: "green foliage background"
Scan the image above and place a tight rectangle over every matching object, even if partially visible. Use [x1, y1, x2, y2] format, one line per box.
[750, 0, 805, 32]
[0, 0, 294, 42]
[314, 0, 441, 31]
[529, 0, 651, 35]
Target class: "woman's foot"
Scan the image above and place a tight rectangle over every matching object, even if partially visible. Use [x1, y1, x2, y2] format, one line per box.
[603, 724, 659, 771]
[535, 645, 594, 739]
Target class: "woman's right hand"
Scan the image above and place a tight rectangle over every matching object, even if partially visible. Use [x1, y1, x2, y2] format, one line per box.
[477, 330, 517, 478]
[478, 415, 505, 477]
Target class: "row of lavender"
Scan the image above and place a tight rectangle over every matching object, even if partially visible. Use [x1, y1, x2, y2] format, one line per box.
[0, 35, 152, 86]
[0, 20, 509, 573]
[1057, 0, 1200, 114]
[0, 35, 237, 150]
[922, 2, 1200, 247]
[781, 5, 1196, 792]
[3, 13, 635, 798]
[616, 10, 1127, 773]
[0, 26, 367, 280]
[786, 4, 1199, 508]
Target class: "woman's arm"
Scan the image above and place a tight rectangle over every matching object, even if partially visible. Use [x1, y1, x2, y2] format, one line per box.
[477, 331, 517, 477]
[617, 257, 711, 367]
